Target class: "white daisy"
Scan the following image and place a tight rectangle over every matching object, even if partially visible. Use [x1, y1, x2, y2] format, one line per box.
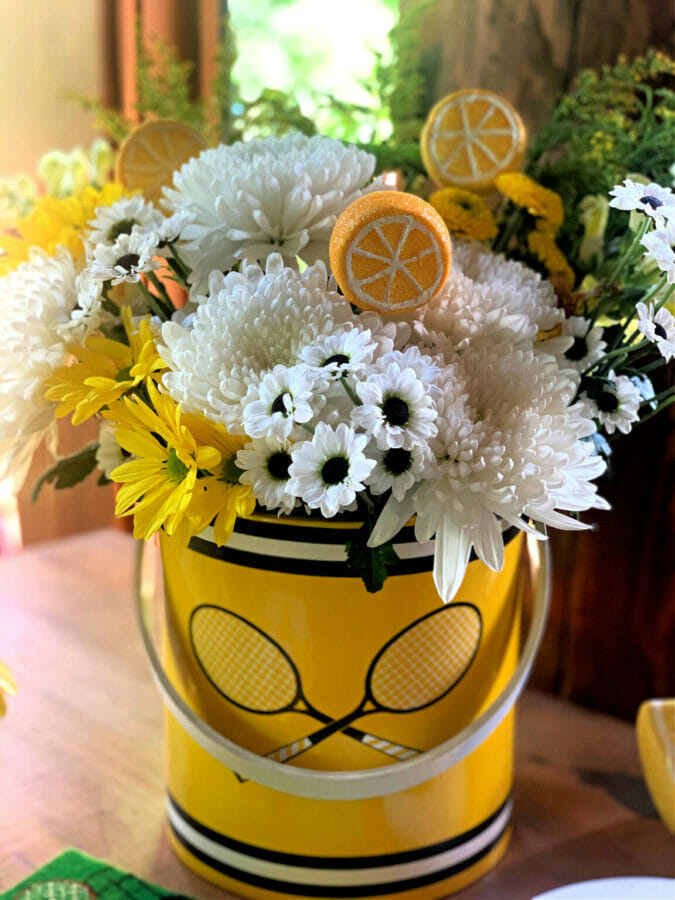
[287, 423, 375, 517]
[374, 346, 441, 386]
[548, 316, 607, 373]
[352, 362, 438, 450]
[366, 443, 429, 502]
[85, 194, 163, 246]
[242, 364, 325, 440]
[164, 133, 376, 291]
[159, 254, 352, 431]
[89, 231, 161, 286]
[57, 269, 105, 342]
[299, 327, 377, 378]
[641, 219, 675, 283]
[581, 373, 641, 435]
[236, 437, 297, 514]
[157, 209, 195, 245]
[0, 249, 78, 484]
[636, 302, 675, 361]
[609, 179, 675, 225]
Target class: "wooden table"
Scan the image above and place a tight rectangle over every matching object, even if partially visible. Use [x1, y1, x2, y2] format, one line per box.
[1, 530, 672, 898]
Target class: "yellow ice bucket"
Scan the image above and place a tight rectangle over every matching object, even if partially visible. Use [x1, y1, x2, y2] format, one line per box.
[138, 514, 549, 899]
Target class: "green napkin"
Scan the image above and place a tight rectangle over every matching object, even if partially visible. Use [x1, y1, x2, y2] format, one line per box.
[1, 849, 194, 900]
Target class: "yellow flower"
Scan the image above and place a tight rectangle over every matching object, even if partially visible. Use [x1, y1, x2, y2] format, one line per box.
[175, 414, 256, 546]
[428, 188, 497, 240]
[105, 383, 222, 541]
[0, 661, 17, 718]
[0, 182, 126, 274]
[44, 308, 166, 424]
[527, 222, 575, 292]
[495, 173, 564, 230]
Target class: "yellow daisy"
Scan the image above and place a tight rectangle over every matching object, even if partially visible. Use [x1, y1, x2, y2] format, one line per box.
[105, 383, 222, 541]
[429, 188, 497, 241]
[527, 222, 575, 292]
[176, 414, 256, 546]
[0, 182, 126, 275]
[0, 661, 17, 719]
[44, 307, 165, 424]
[495, 173, 564, 230]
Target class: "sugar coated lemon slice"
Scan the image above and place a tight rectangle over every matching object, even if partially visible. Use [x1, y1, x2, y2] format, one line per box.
[637, 698, 675, 833]
[421, 89, 527, 192]
[116, 119, 208, 205]
[329, 190, 452, 314]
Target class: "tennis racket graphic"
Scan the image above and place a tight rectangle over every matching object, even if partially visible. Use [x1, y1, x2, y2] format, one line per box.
[190, 605, 423, 763]
[264, 602, 482, 765]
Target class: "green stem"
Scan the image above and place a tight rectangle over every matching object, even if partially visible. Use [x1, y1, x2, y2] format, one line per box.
[638, 393, 675, 425]
[492, 207, 522, 254]
[147, 271, 175, 311]
[137, 281, 169, 321]
[591, 217, 651, 322]
[340, 376, 362, 406]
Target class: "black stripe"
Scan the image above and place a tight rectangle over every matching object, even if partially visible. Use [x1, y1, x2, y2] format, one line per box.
[168, 793, 510, 868]
[168, 808, 510, 897]
[233, 518, 419, 545]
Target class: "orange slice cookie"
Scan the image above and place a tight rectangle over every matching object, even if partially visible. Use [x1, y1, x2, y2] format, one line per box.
[421, 89, 527, 193]
[116, 119, 208, 205]
[329, 190, 452, 314]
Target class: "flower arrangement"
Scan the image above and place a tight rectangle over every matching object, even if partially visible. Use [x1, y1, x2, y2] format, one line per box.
[1, 71, 673, 603]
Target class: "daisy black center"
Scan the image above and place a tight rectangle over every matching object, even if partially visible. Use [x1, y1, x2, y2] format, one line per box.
[639, 195, 662, 210]
[108, 218, 140, 241]
[654, 322, 667, 339]
[267, 451, 292, 481]
[322, 353, 350, 368]
[116, 252, 140, 272]
[565, 336, 588, 361]
[271, 391, 291, 415]
[383, 447, 412, 476]
[596, 389, 619, 413]
[321, 456, 349, 485]
[382, 395, 410, 426]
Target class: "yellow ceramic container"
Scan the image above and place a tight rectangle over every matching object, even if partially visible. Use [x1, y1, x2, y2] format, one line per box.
[141, 515, 546, 899]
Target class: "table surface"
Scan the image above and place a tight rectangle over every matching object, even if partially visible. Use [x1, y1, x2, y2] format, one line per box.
[0, 529, 673, 899]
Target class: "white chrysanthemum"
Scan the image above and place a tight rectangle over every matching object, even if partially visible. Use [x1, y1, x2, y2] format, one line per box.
[641, 219, 675, 284]
[56, 269, 105, 343]
[236, 437, 297, 514]
[159, 254, 352, 431]
[370, 341, 607, 603]
[242, 364, 326, 440]
[299, 327, 377, 379]
[636, 301, 675, 361]
[580, 373, 641, 435]
[543, 316, 607, 373]
[352, 362, 438, 450]
[96, 421, 124, 478]
[412, 242, 562, 350]
[366, 442, 429, 502]
[609, 179, 675, 225]
[85, 194, 163, 247]
[89, 231, 161, 285]
[288, 423, 375, 518]
[164, 133, 376, 291]
[0, 249, 78, 482]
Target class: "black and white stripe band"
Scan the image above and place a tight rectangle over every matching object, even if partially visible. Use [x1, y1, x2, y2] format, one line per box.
[188, 518, 519, 576]
[167, 793, 513, 896]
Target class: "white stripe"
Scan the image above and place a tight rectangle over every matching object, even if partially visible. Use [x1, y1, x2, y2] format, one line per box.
[167, 797, 511, 887]
[196, 527, 435, 563]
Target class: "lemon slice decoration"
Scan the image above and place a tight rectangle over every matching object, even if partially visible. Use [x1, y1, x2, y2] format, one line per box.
[636, 698, 675, 832]
[329, 190, 452, 314]
[116, 119, 208, 205]
[421, 89, 527, 192]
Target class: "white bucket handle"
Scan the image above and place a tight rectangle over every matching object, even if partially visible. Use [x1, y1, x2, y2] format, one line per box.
[137, 533, 550, 801]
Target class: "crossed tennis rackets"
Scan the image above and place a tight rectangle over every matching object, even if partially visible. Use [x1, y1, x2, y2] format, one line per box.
[190, 602, 482, 767]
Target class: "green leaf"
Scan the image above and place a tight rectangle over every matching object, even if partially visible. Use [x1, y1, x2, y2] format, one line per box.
[346, 521, 400, 593]
[31, 443, 99, 503]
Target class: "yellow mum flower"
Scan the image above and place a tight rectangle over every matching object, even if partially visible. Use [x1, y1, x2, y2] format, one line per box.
[105, 383, 222, 541]
[527, 222, 575, 292]
[429, 188, 497, 240]
[0, 661, 17, 718]
[495, 173, 564, 230]
[44, 308, 166, 424]
[0, 182, 126, 275]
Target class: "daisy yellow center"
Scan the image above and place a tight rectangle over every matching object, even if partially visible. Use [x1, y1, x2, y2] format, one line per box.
[321, 456, 349, 485]
[167, 447, 189, 483]
[382, 395, 410, 426]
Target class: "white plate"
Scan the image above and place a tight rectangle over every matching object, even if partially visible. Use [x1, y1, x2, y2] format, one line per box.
[532, 877, 675, 900]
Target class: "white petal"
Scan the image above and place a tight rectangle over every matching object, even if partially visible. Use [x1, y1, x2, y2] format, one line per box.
[433, 515, 472, 604]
